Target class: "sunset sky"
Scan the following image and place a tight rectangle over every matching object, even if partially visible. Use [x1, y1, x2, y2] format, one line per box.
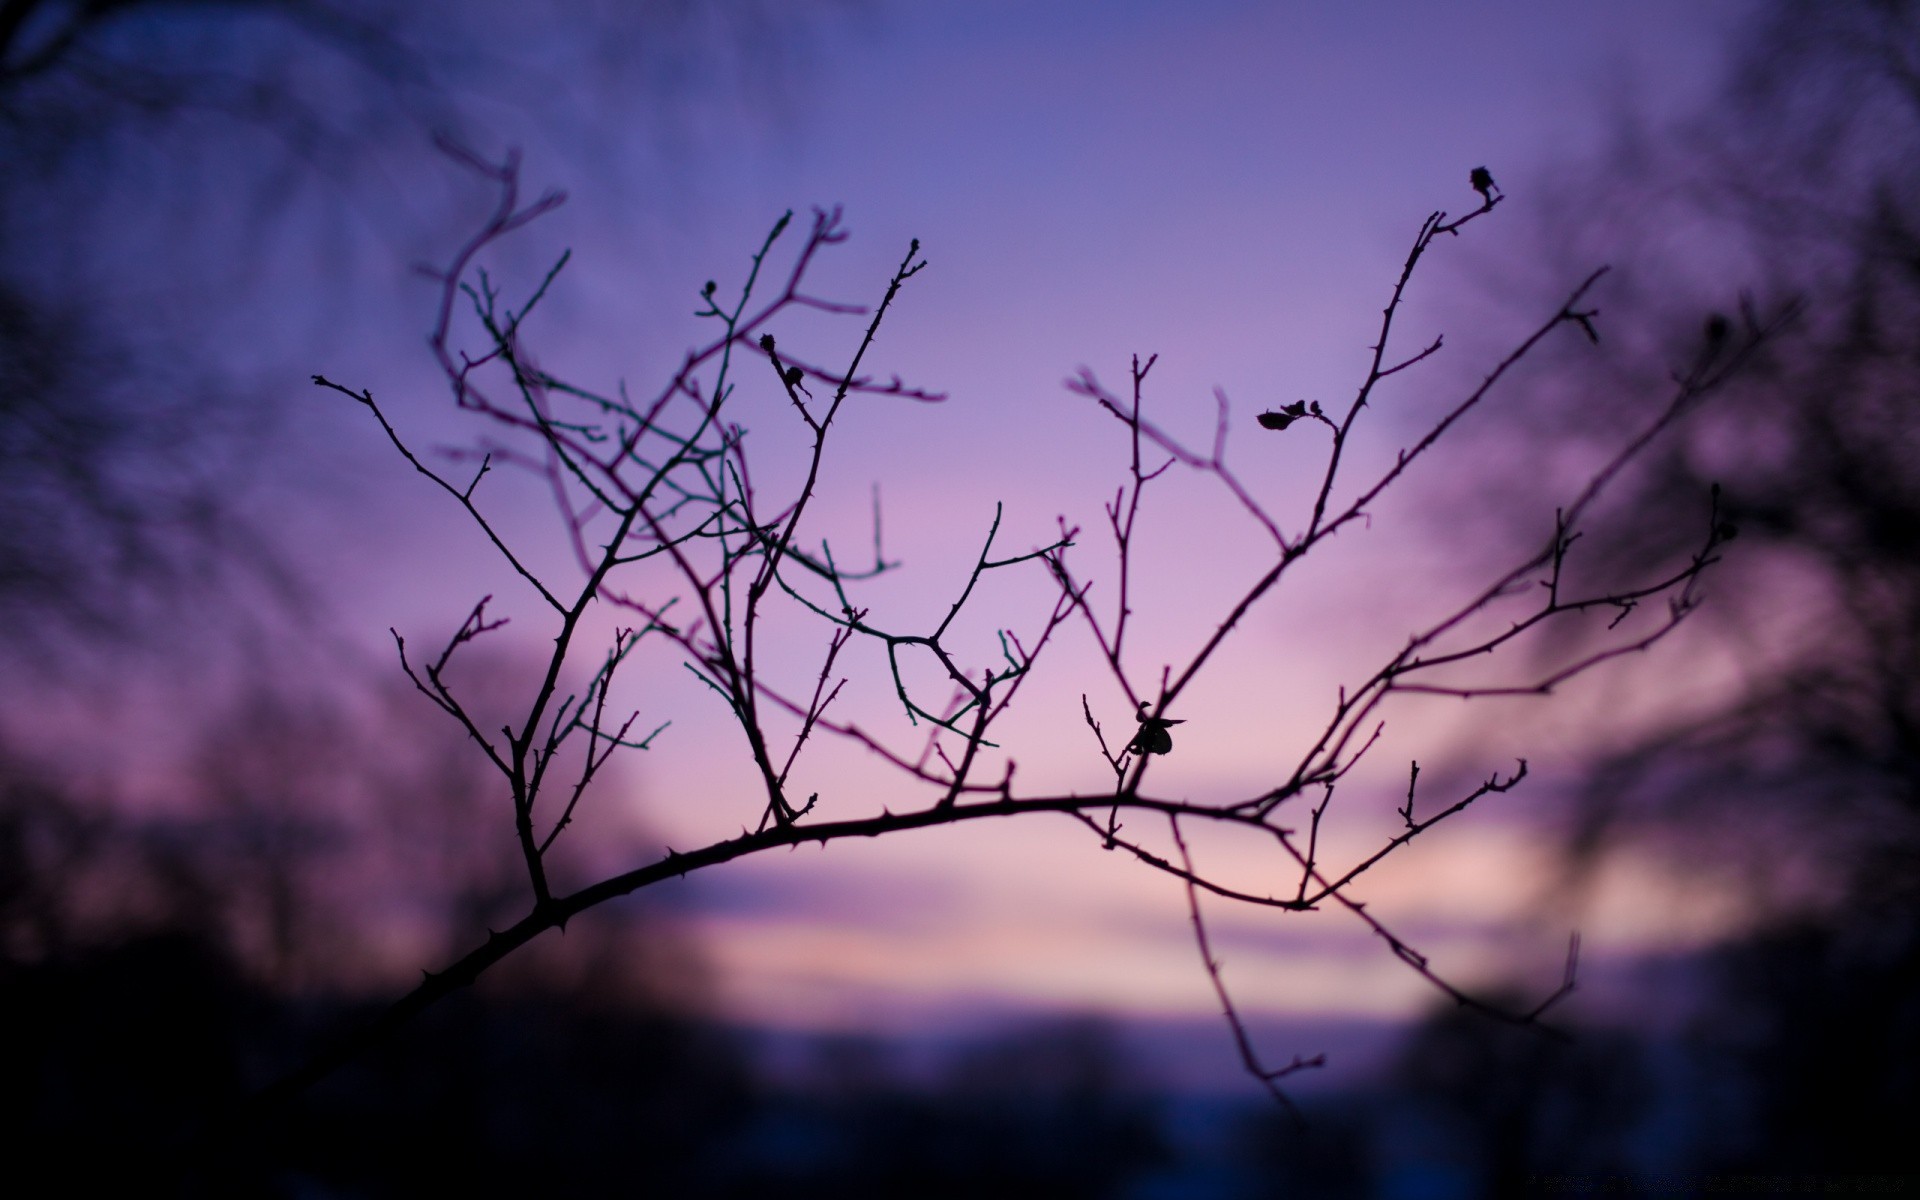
[32, 0, 1767, 1093]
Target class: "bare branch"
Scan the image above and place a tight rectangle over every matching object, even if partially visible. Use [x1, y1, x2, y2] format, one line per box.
[269, 157, 1772, 1121]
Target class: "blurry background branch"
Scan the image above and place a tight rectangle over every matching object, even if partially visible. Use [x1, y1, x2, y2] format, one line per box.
[0, 0, 839, 665]
[1417, 0, 1920, 1177]
[1479, 0, 1920, 921]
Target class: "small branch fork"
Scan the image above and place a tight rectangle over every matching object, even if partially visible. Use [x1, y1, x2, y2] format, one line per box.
[264, 156, 1792, 1124]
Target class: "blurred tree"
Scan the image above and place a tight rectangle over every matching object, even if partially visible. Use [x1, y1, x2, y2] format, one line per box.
[1, 0, 418, 652]
[0, 0, 837, 660]
[1380, 998, 1657, 1195]
[1486, 1, 1920, 904]
[713, 1018, 1166, 1198]
[0, 664, 749, 1193]
[1436, 0, 1920, 1177]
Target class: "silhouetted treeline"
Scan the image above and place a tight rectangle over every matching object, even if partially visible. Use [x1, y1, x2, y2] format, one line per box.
[0, 728, 1182, 1195]
[13, 722, 1917, 1195]
[4, 901, 1179, 1196]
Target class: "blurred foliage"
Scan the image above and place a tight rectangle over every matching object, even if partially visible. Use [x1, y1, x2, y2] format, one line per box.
[1492, 0, 1920, 901]
[0, 0, 838, 658]
[1543, 0, 1920, 933]
[0, 672, 746, 1191]
[710, 1020, 1169, 1199]
[1406, 0, 1920, 1184]
[0, 0, 419, 652]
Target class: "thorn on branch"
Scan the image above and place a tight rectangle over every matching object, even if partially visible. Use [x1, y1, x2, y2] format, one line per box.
[462, 453, 492, 501]
[1566, 306, 1602, 344]
[1606, 597, 1638, 630]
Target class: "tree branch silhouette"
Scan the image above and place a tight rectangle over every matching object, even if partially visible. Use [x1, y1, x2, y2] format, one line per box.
[271, 150, 1775, 1125]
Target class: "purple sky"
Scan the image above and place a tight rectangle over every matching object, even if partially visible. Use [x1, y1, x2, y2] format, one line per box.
[42, 0, 1764, 1088]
